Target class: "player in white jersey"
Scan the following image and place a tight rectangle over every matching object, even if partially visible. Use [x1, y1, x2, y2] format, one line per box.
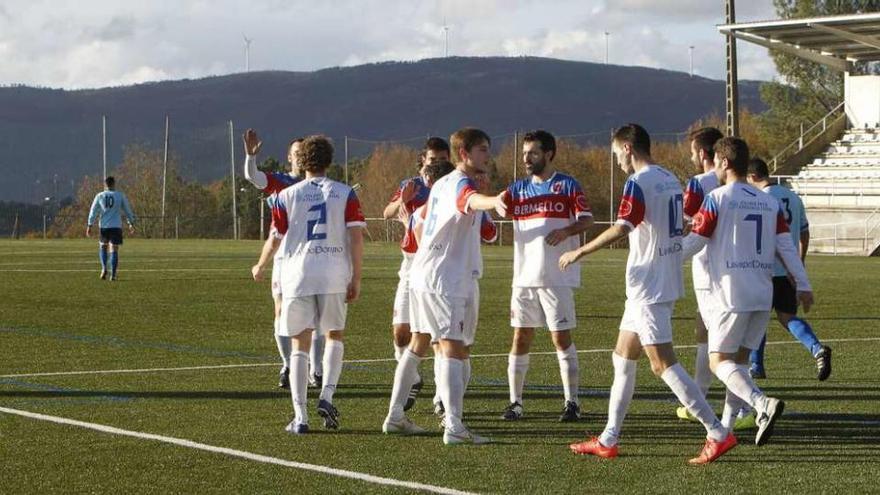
[746, 158, 831, 381]
[382, 137, 451, 412]
[676, 127, 725, 422]
[86, 176, 136, 281]
[683, 137, 814, 447]
[243, 131, 325, 390]
[258, 135, 366, 434]
[496, 130, 594, 422]
[405, 127, 506, 445]
[561, 124, 734, 465]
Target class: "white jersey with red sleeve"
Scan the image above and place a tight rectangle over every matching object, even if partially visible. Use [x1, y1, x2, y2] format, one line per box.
[271, 176, 366, 297]
[683, 170, 719, 290]
[504, 172, 592, 288]
[691, 182, 799, 312]
[615, 165, 684, 304]
[408, 169, 482, 296]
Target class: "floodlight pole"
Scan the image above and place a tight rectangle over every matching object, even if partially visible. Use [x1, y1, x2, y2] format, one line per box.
[725, 0, 740, 137]
[162, 114, 169, 238]
[229, 120, 238, 240]
[344, 136, 349, 184]
[102, 115, 108, 179]
[513, 131, 518, 180]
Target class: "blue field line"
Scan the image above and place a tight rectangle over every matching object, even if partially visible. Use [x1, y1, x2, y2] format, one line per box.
[0, 327, 277, 361]
[0, 378, 134, 404]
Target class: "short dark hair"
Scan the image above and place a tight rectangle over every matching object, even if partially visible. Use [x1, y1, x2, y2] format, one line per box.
[288, 137, 304, 151]
[689, 127, 724, 160]
[424, 137, 450, 154]
[422, 160, 456, 184]
[714, 137, 750, 177]
[523, 130, 556, 160]
[613, 124, 651, 155]
[296, 135, 334, 173]
[450, 128, 491, 162]
[105, 176, 115, 188]
[748, 157, 770, 179]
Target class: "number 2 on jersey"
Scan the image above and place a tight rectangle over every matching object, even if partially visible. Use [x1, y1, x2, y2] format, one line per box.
[306, 203, 327, 240]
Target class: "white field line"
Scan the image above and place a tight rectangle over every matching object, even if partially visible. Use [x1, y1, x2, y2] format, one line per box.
[2, 337, 877, 380]
[0, 406, 476, 495]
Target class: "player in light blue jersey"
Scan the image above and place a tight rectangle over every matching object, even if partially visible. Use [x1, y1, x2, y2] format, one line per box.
[747, 158, 831, 381]
[86, 176, 136, 281]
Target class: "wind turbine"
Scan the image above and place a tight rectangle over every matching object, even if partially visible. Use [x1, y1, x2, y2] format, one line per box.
[243, 34, 253, 72]
[443, 19, 450, 57]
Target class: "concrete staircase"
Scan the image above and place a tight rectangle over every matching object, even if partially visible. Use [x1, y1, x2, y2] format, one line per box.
[784, 128, 880, 255]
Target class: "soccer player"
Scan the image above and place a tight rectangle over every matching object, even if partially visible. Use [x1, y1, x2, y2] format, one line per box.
[86, 176, 136, 281]
[259, 135, 365, 434]
[407, 127, 505, 445]
[561, 124, 734, 465]
[244, 130, 325, 390]
[683, 138, 814, 447]
[746, 157, 831, 381]
[676, 126, 723, 421]
[498, 130, 594, 422]
[383, 137, 450, 411]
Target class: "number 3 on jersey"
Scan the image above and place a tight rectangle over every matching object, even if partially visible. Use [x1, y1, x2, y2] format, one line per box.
[307, 203, 327, 240]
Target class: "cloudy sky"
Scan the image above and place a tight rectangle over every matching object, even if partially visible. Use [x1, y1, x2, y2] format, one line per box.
[0, 0, 780, 89]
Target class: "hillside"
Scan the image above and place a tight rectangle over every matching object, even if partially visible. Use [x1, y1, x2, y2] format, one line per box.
[0, 56, 764, 202]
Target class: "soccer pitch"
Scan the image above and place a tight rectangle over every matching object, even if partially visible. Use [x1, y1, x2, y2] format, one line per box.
[1, 239, 877, 493]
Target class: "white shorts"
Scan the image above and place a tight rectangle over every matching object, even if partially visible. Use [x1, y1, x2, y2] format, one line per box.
[409, 284, 478, 346]
[704, 310, 770, 353]
[510, 287, 576, 331]
[279, 293, 347, 337]
[270, 258, 283, 298]
[392, 254, 414, 325]
[619, 300, 675, 346]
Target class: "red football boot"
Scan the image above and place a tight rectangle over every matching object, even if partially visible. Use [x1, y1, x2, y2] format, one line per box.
[569, 437, 618, 459]
[689, 433, 737, 465]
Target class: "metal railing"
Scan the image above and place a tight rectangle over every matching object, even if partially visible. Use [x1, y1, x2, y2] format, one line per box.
[769, 101, 846, 173]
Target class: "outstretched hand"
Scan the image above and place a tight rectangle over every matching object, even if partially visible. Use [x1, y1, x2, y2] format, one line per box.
[243, 129, 263, 156]
[494, 191, 509, 218]
[558, 249, 582, 271]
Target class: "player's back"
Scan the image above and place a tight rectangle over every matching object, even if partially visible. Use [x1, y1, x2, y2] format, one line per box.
[409, 170, 481, 296]
[766, 184, 808, 277]
[90, 190, 132, 229]
[617, 165, 684, 304]
[695, 182, 788, 311]
[684, 170, 720, 290]
[274, 176, 364, 296]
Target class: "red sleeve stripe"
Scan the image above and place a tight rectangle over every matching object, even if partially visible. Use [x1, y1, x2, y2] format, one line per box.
[345, 190, 366, 225]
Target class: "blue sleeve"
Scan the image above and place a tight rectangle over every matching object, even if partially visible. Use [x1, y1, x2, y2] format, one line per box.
[121, 194, 136, 224]
[87, 194, 101, 226]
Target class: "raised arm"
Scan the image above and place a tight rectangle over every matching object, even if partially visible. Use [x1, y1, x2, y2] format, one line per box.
[242, 129, 267, 190]
[558, 223, 630, 270]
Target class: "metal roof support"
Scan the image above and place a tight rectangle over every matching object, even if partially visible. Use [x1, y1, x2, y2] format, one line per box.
[731, 31, 851, 72]
[809, 22, 880, 51]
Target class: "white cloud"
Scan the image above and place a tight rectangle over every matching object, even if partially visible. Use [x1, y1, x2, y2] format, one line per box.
[0, 0, 786, 89]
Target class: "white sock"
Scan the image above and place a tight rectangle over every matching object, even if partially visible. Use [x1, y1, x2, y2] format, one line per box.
[599, 353, 637, 447]
[556, 344, 580, 404]
[320, 339, 344, 403]
[290, 351, 309, 424]
[441, 357, 465, 432]
[387, 349, 422, 420]
[274, 319, 291, 368]
[694, 343, 712, 398]
[432, 355, 443, 405]
[721, 388, 748, 431]
[394, 344, 409, 361]
[462, 358, 471, 393]
[310, 331, 325, 377]
[661, 363, 727, 442]
[507, 354, 529, 404]
[715, 360, 766, 410]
